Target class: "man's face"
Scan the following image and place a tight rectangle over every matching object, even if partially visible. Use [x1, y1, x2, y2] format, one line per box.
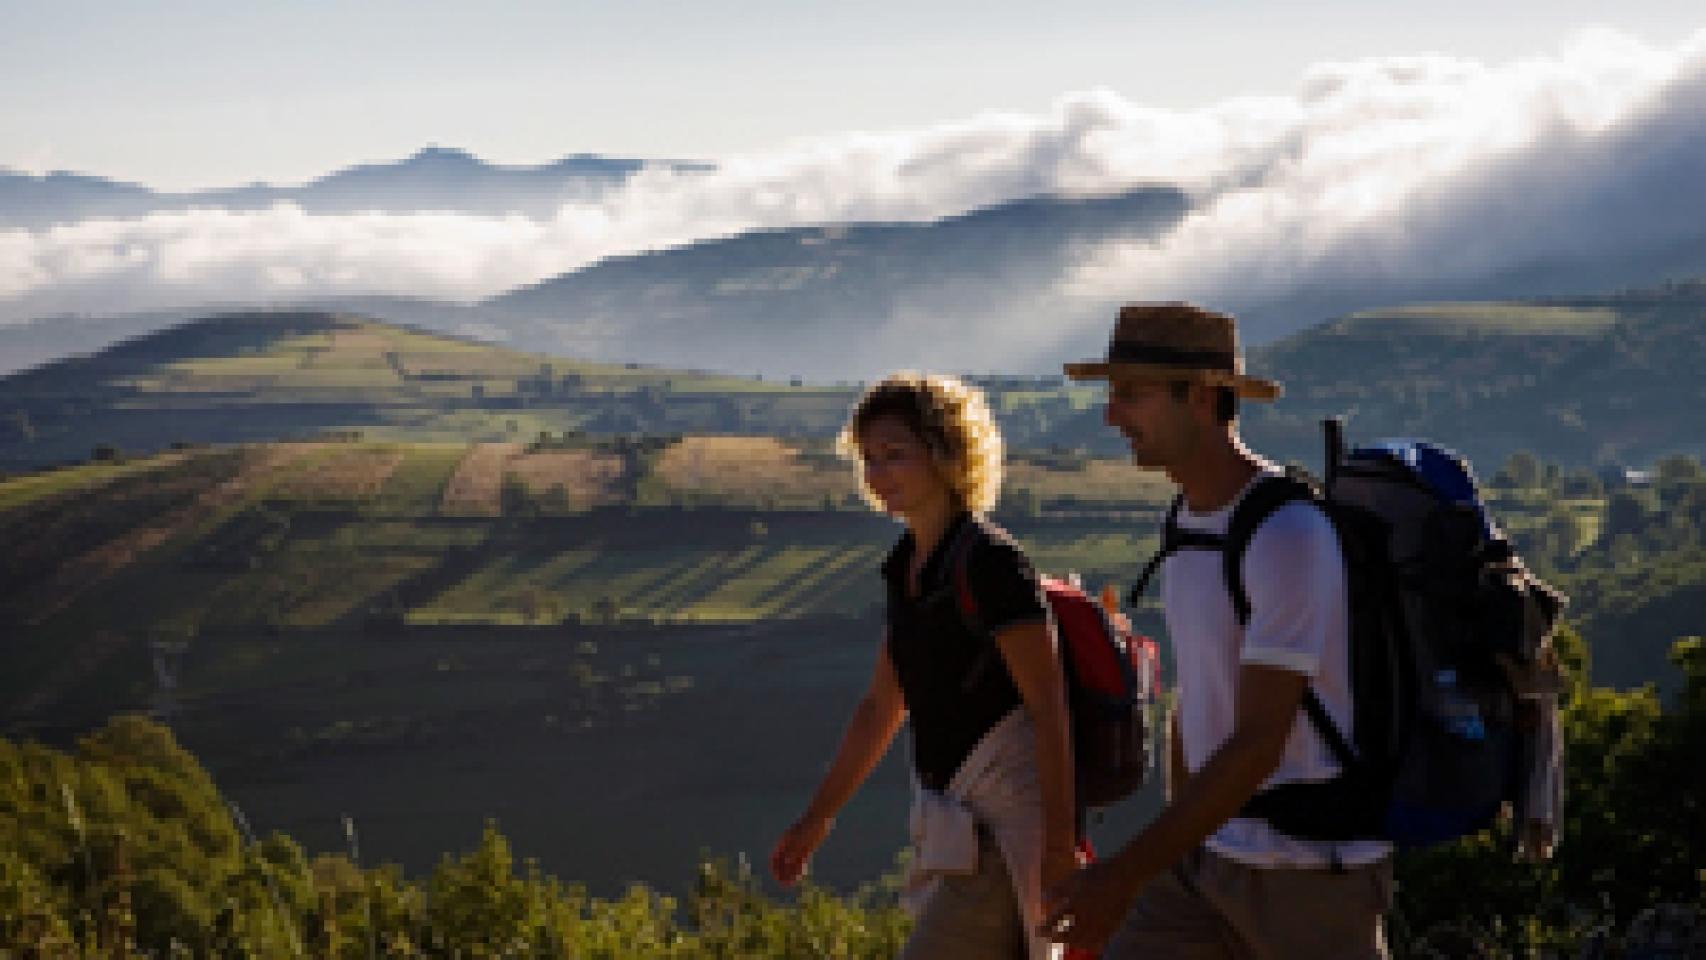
[1102, 376, 1199, 470]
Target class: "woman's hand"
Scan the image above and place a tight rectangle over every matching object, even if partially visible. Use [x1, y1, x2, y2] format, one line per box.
[770, 643, 905, 888]
[769, 813, 833, 887]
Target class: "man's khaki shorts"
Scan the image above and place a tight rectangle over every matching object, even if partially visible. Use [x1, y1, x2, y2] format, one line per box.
[1102, 846, 1394, 960]
[900, 828, 1027, 960]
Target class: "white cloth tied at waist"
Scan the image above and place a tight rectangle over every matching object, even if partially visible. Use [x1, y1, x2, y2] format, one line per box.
[904, 707, 1062, 960]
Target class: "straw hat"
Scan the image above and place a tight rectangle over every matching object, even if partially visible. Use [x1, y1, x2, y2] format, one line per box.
[1063, 302, 1282, 401]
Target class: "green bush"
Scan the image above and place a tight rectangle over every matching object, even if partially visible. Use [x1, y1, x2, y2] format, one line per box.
[0, 719, 910, 957]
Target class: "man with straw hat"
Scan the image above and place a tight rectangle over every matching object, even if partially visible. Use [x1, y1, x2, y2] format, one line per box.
[1042, 303, 1394, 958]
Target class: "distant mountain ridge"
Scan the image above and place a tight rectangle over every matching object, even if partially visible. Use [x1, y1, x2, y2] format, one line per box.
[0, 146, 714, 227]
[485, 184, 1193, 379]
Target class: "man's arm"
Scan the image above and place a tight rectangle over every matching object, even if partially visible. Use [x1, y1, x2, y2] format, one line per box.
[1041, 663, 1305, 950]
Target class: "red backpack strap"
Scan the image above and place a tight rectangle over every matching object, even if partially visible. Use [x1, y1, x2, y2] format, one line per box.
[945, 520, 984, 637]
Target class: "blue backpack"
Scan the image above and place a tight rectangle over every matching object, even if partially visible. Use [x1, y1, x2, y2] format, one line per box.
[1131, 419, 1564, 848]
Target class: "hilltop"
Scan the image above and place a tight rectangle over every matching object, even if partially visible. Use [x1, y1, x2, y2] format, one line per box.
[0, 310, 858, 469]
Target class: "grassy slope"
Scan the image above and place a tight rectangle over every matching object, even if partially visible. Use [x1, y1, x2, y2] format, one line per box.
[14, 288, 1698, 478]
[1242, 290, 1706, 466]
[0, 311, 847, 469]
[0, 437, 1173, 729]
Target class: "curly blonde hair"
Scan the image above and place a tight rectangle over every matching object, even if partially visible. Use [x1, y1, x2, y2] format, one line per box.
[837, 371, 1005, 514]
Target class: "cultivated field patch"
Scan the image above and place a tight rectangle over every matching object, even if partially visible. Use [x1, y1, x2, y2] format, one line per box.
[654, 436, 855, 507]
[1005, 455, 1172, 511]
[0, 453, 187, 511]
[440, 442, 523, 515]
[1340, 302, 1619, 336]
[506, 449, 628, 507]
[267, 445, 406, 501]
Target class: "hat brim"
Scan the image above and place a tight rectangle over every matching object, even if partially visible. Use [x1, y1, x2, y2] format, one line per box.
[1062, 361, 1283, 401]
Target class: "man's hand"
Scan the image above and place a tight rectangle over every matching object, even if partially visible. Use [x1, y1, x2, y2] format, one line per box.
[1039, 858, 1140, 953]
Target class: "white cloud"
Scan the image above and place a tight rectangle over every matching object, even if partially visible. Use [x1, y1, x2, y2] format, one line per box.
[1063, 28, 1706, 337]
[4, 25, 1706, 350]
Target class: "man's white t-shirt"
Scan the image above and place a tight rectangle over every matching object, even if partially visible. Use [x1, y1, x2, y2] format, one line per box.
[1162, 469, 1392, 868]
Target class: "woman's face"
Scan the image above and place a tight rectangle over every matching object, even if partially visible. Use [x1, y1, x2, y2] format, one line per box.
[857, 415, 951, 517]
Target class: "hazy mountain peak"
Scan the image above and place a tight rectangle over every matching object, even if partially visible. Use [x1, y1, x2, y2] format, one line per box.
[406, 145, 483, 165]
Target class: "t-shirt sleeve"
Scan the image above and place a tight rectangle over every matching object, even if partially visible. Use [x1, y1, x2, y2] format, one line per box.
[1239, 502, 1347, 676]
[964, 534, 1050, 635]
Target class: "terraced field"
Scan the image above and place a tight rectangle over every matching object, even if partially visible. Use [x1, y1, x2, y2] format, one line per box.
[1337, 302, 1620, 336]
[0, 451, 191, 510]
[653, 436, 856, 508]
[506, 448, 629, 507]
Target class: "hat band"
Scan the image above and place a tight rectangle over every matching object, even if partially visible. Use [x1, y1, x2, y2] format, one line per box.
[1106, 342, 1236, 371]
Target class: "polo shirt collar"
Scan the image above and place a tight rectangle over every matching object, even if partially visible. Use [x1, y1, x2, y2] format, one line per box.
[881, 510, 974, 590]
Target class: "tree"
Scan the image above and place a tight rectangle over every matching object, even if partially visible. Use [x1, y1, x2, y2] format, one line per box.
[1496, 451, 1543, 490]
[1605, 491, 1652, 540]
[500, 476, 536, 517]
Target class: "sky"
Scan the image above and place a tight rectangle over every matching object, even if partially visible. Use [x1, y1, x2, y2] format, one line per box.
[6, 3, 1706, 373]
[4, 0, 1705, 190]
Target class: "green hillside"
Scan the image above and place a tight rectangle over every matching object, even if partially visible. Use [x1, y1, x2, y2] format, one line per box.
[0, 311, 857, 469]
[1241, 284, 1706, 467]
[0, 310, 1112, 471]
[0, 434, 1172, 895]
[0, 435, 1170, 743]
[13, 282, 1703, 477]
[1021, 283, 1706, 469]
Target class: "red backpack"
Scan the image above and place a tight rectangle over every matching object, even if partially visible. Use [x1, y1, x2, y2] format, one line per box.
[948, 536, 1161, 809]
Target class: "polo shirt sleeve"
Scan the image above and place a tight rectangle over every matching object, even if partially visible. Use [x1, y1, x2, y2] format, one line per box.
[1239, 502, 1347, 676]
[964, 534, 1050, 635]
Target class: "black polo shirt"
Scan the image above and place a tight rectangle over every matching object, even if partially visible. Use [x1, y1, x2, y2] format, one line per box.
[882, 512, 1050, 789]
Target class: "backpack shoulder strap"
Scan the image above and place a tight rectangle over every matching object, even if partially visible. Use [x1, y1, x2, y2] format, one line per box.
[1222, 472, 1318, 626]
[1225, 471, 1362, 772]
[1126, 493, 1225, 606]
[945, 519, 984, 636]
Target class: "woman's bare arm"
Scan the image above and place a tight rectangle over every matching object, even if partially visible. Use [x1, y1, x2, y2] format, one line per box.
[771, 638, 907, 885]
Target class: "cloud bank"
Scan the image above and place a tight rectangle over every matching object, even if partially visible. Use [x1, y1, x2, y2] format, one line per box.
[5, 27, 1706, 350]
[1065, 28, 1706, 341]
